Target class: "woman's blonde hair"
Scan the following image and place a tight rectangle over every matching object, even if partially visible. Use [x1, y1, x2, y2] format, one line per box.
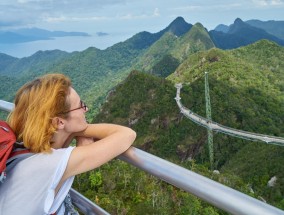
[7, 73, 71, 153]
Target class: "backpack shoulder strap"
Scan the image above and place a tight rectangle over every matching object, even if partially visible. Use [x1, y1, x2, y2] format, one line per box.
[6, 153, 34, 172]
[6, 142, 33, 172]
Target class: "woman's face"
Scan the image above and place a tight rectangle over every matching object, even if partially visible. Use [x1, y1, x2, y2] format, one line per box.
[64, 87, 88, 133]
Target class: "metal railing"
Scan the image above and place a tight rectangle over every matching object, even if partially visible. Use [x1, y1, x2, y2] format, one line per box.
[70, 189, 110, 215]
[1, 99, 284, 215]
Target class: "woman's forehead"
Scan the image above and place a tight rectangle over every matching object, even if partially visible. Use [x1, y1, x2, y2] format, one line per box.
[68, 88, 80, 104]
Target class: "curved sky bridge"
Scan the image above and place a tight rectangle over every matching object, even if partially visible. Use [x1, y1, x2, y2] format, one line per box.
[175, 83, 284, 146]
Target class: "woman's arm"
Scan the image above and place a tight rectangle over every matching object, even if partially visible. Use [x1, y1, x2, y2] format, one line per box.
[62, 123, 136, 179]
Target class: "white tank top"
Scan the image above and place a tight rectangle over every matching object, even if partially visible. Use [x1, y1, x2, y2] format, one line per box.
[0, 146, 75, 215]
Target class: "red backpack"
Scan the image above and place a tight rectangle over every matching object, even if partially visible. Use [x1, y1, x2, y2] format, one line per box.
[0, 120, 30, 183]
[0, 121, 75, 214]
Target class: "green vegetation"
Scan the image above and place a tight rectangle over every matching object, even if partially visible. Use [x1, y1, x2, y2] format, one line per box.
[133, 23, 215, 76]
[73, 159, 230, 215]
[85, 40, 283, 212]
[0, 18, 283, 213]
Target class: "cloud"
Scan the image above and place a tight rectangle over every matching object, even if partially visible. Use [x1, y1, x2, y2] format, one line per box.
[106, 7, 160, 21]
[0, 0, 130, 28]
[0, 0, 163, 31]
[251, 0, 284, 6]
[153, 8, 160, 17]
[172, 5, 202, 11]
[43, 15, 110, 23]
[172, 2, 243, 12]
[1, 0, 283, 33]
[171, 0, 283, 12]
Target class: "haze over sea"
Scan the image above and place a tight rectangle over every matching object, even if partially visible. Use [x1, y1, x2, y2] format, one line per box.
[0, 34, 129, 58]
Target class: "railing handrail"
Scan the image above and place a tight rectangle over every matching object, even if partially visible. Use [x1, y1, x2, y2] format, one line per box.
[1, 99, 284, 215]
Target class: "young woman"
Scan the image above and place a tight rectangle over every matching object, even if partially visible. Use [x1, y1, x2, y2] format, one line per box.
[0, 73, 136, 214]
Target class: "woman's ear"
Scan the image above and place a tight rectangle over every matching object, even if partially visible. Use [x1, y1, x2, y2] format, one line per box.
[52, 117, 65, 130]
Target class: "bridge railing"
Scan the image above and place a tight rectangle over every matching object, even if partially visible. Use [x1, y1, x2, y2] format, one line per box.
[175, 83, 284, 146]
[1, 99, 283, 215]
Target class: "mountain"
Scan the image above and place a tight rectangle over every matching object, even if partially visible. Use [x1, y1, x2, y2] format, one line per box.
[214, 24, 229, 33]
[0, 27, 90, 44]
[1, 17, 284, 111]
[132, 22, 214, 77]
[0, 53, 18, 72]
[158, 16, 192, 37]
[209, 18, 284, 49]
[94, 40, 284, 210]
[0, 50, 71, 103]
[0, 17, 198, 115]
[0, 50, 69, 76]
[0, 28, 157, 102]
[1, 16, 284, 112]
[2, 16, 284, 115]
[214, 19, 284, 40]
[170, 23, 215, 60]
[246, 19, 284, 40]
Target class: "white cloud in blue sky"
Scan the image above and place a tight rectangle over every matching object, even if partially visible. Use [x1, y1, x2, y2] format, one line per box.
[1, 0, 283, 32]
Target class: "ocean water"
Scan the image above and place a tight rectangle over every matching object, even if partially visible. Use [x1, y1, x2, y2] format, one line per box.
[0, 34, 128, 58]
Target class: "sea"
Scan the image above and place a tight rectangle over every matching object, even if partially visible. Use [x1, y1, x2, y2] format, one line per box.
[0, 34, 129, 58]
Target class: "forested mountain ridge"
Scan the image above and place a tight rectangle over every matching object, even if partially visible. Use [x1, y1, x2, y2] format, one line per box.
[0, 17, 199, 114]
[0, 53, 19, 72]
[171, 40, 284, 208]
[89, 40, 284, 213]
[1, 16, 284, 109]
[169, 40, 283, 136]
[132, 22, 215, 77]
[1, 50, 70, 76]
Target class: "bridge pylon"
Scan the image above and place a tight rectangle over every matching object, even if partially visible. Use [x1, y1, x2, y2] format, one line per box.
[205, 71, 214, 170]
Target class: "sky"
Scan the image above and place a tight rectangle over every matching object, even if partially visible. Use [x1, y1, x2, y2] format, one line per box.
[1, 0, 284, 57]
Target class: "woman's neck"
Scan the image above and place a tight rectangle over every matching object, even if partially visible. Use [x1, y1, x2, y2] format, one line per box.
[51, 132, 71, 149]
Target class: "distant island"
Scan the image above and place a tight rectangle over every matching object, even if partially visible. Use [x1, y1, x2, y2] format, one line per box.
[96, 32, 109, 37]
[0, 27, 90, 44]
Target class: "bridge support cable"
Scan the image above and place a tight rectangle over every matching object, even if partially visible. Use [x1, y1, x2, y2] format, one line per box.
[1, 99, 284, 214]
[205, 71, 214, 170]
[174, 85, 284, 146]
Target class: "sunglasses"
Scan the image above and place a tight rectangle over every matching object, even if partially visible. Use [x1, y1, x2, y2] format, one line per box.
[63, 100, 88, 114]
